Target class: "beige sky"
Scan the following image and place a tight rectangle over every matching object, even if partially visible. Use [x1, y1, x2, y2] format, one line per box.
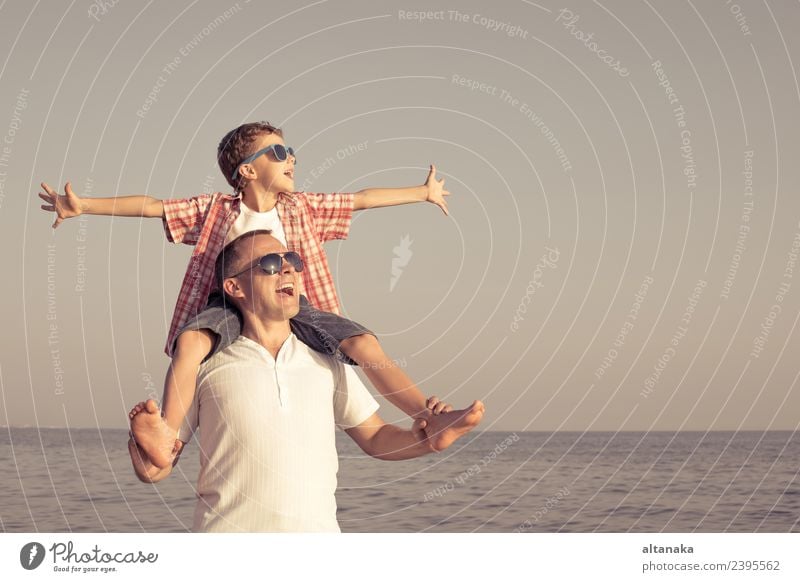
[0, 0, 799, 431]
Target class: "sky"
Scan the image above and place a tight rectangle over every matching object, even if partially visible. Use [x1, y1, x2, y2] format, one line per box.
[0, 0, 799, 431]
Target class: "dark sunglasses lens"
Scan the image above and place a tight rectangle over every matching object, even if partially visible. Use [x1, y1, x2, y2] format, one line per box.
[259, 253, 304, 274]
[259, 254, 283, 274]
[272, 144, 287, 161]
[285, 252, 304, 272]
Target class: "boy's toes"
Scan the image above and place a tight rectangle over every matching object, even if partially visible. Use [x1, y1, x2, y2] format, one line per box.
[144, 399, 160, 414]
[128, 402, 146, 418]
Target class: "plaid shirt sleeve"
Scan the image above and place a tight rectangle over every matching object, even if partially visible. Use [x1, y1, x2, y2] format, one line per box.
[302, 192, 355, 242]
[162, 194, 215, 245]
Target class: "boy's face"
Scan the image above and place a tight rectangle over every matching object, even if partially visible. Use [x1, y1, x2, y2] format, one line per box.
[244, 132, 295, 194]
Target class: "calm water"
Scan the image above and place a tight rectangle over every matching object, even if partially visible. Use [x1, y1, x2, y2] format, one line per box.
[0, 428, 797, 532]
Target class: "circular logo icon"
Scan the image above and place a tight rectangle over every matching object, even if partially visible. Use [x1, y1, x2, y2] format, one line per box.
[20, 542, 46, 570]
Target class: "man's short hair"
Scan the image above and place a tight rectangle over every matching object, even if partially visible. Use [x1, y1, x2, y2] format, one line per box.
[214, 229, 274, 292]
[218, 121, 284, 193]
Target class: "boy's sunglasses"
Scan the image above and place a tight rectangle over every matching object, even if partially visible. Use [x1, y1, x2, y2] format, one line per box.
[229, 252, 304, 278]
[231, 144, 296, 181]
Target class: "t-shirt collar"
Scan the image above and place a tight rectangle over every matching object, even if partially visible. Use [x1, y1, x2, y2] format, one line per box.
[237, 332, 296, 364]
[231, 190, 297, 206]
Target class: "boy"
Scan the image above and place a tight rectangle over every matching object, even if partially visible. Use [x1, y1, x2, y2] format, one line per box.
[40, 121, 482, 468]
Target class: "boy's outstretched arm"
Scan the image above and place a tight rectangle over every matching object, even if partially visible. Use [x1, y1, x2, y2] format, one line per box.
[353, 164, 450, 215]
[339, 334, 452, 419]
[39, 181, 164, 228]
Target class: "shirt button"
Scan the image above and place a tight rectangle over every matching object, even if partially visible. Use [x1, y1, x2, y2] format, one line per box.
[275, 371, 289, 408]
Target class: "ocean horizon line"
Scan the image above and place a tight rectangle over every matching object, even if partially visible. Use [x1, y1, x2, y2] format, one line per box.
[2, 426, 798, 433]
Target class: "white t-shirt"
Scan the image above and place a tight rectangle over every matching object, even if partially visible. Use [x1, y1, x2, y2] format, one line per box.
[178, 333, 379, 532]
[224, 201, 288, 247]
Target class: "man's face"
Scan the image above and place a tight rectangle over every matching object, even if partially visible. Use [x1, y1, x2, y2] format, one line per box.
[227, 234, 301, 321]
[245, 133, 295, 194]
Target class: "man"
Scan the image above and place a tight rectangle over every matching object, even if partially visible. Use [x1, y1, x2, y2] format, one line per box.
[128, 230, 484, 532]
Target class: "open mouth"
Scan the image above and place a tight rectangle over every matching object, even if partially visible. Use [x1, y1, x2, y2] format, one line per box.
[276, 282, 295, 296]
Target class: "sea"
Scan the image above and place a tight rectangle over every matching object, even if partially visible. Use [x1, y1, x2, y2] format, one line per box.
[0, 428, 797, 532]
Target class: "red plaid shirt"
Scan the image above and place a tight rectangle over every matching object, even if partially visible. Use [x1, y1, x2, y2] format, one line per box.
[162, 191, 354, 356]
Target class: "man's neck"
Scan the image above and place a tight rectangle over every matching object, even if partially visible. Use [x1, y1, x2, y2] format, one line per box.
[241, 188, 279, 212]
[241, 318, 292, 359]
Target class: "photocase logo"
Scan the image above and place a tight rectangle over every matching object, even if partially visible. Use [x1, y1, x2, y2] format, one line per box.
[390, 235, 413, 292]
[20, 542, 46, 570]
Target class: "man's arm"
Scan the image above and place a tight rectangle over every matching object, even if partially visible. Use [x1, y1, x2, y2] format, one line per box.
[39, 181, 164, 228]
[128, 436, 185, 483]
[345, 412, 435, 461]
[352, 165, 450, 215]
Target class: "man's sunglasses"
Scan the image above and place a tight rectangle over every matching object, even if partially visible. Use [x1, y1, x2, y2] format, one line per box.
[228, 252, 304, 279]
[231, 144, 296, 181]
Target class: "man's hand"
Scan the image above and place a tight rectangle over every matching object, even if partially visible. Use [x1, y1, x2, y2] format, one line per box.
[39, 181, 84, 228]
[411, 417, 437, 453]
[424, 164, 451, 216]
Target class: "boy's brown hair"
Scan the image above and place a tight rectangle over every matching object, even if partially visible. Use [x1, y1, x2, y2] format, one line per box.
[217, 121, 284, 193]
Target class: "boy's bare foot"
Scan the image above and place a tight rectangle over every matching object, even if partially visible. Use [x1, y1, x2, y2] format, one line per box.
[128, 399, 178, 469]
[423, 400, 485, 452]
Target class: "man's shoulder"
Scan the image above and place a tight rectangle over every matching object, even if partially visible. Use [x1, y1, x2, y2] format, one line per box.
[281, 335, 346, 387]
[199, 334, 339, 370]
[197, 335, 342, 395]
[289, 334, 341, 371]
[198, 335, 262, 373]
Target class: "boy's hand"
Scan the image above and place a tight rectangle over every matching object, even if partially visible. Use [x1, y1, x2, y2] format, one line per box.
[426, 395, 454, 415]
[39, 181, 84, 228]
[424, 164, 451, 216]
